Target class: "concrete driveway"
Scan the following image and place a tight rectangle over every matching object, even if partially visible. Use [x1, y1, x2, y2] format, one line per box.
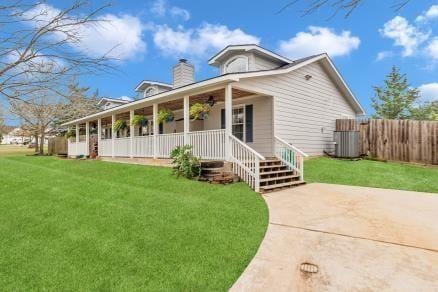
[231, 183, 438, 291]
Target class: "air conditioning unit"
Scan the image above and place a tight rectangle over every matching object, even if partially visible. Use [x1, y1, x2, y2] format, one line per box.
[334, 131, 360, 158]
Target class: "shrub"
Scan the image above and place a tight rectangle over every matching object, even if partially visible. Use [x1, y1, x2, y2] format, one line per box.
[65, 130, 75, 139]
[170, 145, 201, 179]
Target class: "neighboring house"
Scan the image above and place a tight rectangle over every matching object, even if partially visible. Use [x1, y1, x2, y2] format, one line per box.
[63, 44, 365, 192]
[97, 96, 133, 110]
[1, 127, 29, 144]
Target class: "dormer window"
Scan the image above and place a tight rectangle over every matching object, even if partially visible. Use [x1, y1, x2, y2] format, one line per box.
[224, 56, 248, 73]
[145, 87, 155, 97]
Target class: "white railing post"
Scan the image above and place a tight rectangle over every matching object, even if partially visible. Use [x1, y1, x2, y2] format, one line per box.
[225, 83, 232, 161]
[97, 118, 101, 156]
[153, 103, 158, 159]
[85, 121, 89, 156]
[75, 123, 79, 156]
[183, 96, 189, 145]
[129, 109, 134, 158]
[111, 114, 115, 158]
[255, 156, 260, 192]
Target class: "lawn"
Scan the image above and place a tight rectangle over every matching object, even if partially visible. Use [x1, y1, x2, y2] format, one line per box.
[0, 154, 268, 291]
[305, 157, 438, 193]
[0, 144, 34, 156]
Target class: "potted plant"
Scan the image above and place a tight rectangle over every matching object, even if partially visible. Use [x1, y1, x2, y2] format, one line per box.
[189, 103, 211, 120]
[131, 115, 148, 127]
[157, 108, 174, 124]
[112, 120, 127, 132]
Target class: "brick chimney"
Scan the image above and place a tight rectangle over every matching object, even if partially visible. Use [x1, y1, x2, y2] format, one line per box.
[173, 59, 195, 88]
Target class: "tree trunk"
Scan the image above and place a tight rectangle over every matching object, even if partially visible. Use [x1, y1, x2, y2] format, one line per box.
[39, 134, 45, 155]
[34, 134, 39, 153]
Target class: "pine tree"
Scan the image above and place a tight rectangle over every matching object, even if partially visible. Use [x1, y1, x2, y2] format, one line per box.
[371, 66, 420, 119]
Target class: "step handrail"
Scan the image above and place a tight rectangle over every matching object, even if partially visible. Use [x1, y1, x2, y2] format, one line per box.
[274, 136, 308, 157]
[274, 136, 307, 181]
[229, 134, 266, 160]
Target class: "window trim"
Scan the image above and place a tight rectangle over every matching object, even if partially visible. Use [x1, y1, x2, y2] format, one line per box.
[144, 86, 156, 98]
[224, 55, 249, 74]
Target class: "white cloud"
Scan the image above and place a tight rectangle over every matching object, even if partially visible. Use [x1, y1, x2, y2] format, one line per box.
[416, 5, 438, 22]
[380, 16, 429, 57]
[426, 38, 438, 60]
[153, 23, 260, 57]
[151, 0, 190, 21]
[22, 3, 146, 61]
[418, 83, 438, 102]
[376, 51, 394, 61]
[277, 26, 360, 59]
[170, 7, 190, 21]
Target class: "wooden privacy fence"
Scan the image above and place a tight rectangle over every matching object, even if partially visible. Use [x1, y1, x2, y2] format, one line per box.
[336, 119, 438, 165]
[48, 136, 68, 155]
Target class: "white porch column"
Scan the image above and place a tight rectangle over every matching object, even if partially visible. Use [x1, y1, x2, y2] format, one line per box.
[97, 118, 101, 157]
[111, 114, 115, 158]
[75, 123, 79, 156]
[85, 121, 90, 156]
[225, 83, 233, 160]
[129, 109, 134, 158]
[183, 96, 190, 145]
[153, 103, 158, 159]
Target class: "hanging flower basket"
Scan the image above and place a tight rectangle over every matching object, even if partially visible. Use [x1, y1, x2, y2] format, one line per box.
[113, 120, 127, 132]
[131, 115, 148, 127]
[65, 129, 76, 139]
[157, 108, 174, 124]
[190, 103, 211, 120]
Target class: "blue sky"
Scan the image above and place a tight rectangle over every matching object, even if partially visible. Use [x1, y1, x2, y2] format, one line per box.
[3, 0, 438, 124]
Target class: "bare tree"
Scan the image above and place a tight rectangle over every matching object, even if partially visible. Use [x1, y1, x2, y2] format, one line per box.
[9, 91, 63, 154]
[0, 0, 116, 102]
[277, 0, 411, 18]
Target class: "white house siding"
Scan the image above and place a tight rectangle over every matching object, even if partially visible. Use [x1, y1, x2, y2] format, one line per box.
[203, 95, 273, 157]
[251, 53, 283, 71]
[236, 61, 357, 156]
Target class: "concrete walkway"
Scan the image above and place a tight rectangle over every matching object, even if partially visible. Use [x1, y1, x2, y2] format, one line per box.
[231, 183, 438, 291]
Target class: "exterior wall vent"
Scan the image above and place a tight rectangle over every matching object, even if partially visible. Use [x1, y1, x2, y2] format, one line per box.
[334, 131, 360, 158]
[173, 59, 195, 88]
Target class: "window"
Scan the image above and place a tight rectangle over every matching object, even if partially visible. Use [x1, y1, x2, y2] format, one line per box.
[145, 87, 155, 97]
[225, 56, 248, 73]
[232, 106, 245, 141]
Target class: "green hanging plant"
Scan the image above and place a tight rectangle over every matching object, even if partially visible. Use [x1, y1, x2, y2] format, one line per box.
[189, 103, 211, 120]
[157, 108, 174, 124]
[112, 120, 127, 132]
[65, 129, 76, 139]
[131, 115, 148, 127]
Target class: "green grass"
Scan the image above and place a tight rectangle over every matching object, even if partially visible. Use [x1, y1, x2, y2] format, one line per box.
[0, 144, 34, 156]
[0, 155, 268, 291]
[305, 157, 438, 193]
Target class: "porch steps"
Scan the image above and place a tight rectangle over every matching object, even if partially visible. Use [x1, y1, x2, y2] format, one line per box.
[259, 158, 305, 193]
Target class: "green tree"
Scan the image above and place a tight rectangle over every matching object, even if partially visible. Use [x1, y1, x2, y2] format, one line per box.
[371, 66, 420, 119]
[409, 101, 438, 121]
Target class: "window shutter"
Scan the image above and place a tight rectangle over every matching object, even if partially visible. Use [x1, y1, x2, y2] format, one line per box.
[245, 105, 253, 143]
[159, 123, 163, 134]
[220, 109, 225, 129]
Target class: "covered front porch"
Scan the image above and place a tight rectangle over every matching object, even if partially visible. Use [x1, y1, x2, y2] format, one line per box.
[68, 84, 272, 160]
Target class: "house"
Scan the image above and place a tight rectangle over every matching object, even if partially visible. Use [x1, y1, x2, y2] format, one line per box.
[1, 127, 29, 144]
[97, 96, 133, 110]
[63, 44, 365, 192]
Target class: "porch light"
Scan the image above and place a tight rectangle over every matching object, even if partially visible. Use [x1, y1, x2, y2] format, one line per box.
[206, 96, 215, 107]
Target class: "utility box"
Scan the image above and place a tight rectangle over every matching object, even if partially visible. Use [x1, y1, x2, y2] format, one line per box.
[334, 131, 360, 158]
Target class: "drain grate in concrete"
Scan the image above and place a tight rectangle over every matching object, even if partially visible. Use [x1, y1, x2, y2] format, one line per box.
[300, 263, 318, 274]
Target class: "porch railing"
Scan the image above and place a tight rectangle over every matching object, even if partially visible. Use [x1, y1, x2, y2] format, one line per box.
[274, 136, 308, 181]
[114, 137, 130, 157]
[188, 129, 226, 160]
[67, 141, 87, 156]
[99, 139, 112, 157]
[156, 132, 184, 158]
[229, 134, 265, 192]
[132, 136, 154, 157]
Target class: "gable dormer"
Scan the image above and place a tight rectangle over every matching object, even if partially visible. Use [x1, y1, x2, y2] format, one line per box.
[208, 44, 292, 75]
[135, 81, 173, 98]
